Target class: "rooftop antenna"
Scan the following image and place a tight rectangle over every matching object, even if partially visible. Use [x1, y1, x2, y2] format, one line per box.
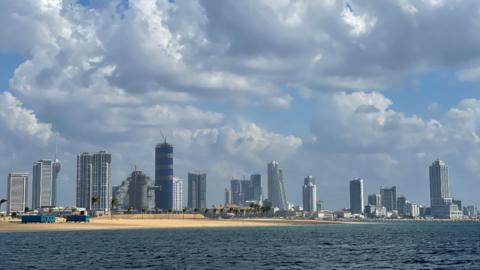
[54, 143, 58, 160]
[160, 130, 167, 143]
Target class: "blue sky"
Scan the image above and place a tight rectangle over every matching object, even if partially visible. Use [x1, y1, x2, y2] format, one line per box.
[2, 0, 480, 210]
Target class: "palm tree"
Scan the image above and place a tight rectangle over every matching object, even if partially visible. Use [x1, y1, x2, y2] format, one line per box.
[110, 198, 118, 219]
[182, 208, 187, 219]
[91, 197, 98, 211]
[0, 199, 7, 215]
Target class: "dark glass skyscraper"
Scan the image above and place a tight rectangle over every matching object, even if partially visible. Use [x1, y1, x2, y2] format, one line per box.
[155, 142, 173, 210]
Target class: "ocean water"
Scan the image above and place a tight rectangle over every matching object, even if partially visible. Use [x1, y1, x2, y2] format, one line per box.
[1, 222, 479, 269]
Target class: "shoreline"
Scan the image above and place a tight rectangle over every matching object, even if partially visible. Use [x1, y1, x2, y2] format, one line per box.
[0, 218, 361, 233]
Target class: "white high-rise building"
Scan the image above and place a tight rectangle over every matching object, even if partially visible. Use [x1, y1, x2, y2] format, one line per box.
[32, 160, 54, 209]
[349, 178, 364, 214]
[173, 177, 184, 211]
[76, 151, 112, 212]
[267, 161, 288, 210]
[302, 176, 317, 212]
[7, 173, 28, 214]
[429, 160, 462, 219]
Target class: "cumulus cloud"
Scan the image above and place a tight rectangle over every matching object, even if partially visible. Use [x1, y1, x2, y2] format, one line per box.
[0, 92, 53, 145]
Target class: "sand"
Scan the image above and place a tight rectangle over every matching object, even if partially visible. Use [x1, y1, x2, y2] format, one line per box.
[0, 215, 358, 233]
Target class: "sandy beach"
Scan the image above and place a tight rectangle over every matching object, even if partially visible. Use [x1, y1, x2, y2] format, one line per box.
[0, 215, 356, 233]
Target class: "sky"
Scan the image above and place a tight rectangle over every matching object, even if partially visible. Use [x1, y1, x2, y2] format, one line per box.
[2, 0, 480, 210]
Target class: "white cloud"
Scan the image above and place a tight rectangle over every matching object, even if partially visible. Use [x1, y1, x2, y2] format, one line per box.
[0, 92, 53, 145]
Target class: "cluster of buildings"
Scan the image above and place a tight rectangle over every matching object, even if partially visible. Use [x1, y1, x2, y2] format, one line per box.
[349, 160, 472, 219]
[1, 141, 478, 220]
[5, 157, 61, 215]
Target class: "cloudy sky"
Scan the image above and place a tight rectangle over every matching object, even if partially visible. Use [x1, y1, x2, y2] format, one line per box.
[2, 0, 480, 210]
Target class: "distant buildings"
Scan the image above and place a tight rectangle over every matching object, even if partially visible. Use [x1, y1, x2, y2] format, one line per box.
[349, 178, 364, 214]
[230, 174, 263, 206]
[76, 151, 112, 212]
[267, 161, 288, 210]
[188, 173, 207, 210]
[7, 173, 28, 214]
[155, 141, 174, 210]
[32, 160, 54, 209]
[368, 193, 381, 207]
[429, 160, 462, 219]
[380, 186, 397, 212]
[302, 176, 317, 212]
[173, 177, 183, 211]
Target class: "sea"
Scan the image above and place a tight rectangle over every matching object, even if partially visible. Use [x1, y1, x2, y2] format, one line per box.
[1, 221, 479, 269]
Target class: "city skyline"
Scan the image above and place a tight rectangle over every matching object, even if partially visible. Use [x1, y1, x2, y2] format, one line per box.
[1, 148, 476, 212]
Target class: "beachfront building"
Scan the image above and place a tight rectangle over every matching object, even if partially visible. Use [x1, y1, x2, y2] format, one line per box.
[302, 176, 317, 212]
[349, 178, 364, 214]
[7, 173, 28, 214]
[188, 173, 207, 210]
[76, 151, 112, 213]
[429, 160, 462, 219]
[267, 161, 288, 210]
[32, 160, 54, 209]
[380, 186, 397, 212]
[155, 141, 174, 210]
[173, 177, 183, 211]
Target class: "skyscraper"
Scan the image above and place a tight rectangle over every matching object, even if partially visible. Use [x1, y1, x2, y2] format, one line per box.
[127, 170, 152, 211]
[77, 153, 92, 209]
[368, 193, 381, 207]
[380, 186, 397, 211]
[302, 176, 317, 212]
[155, 141, 173, 210]
[349, 178, 364, 214]
[76, 151, 112, 212]
[188, 173, 207, 210]
[267, 161, 288, 210]
[224, 188, 231, 205]
[241, 179, 252, 203]
[32, 160, 53, 209]
[230, 179, 242, 205]
[397, 196, 408, 216]
[7, 173, 28, 214]
[429, 160, 462, 219]
[250, 174, 262, 202]
[173, 177, 184, 211]
[52, 159, 61, 207]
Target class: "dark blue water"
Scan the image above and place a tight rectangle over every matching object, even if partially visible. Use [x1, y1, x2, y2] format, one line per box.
[1, 222, 479, 269]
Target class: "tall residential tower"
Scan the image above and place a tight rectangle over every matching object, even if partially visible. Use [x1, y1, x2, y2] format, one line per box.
[76, 151, 112, 212]
[155, 141, 173, 210]
[302, 176, 317, 212]
[32, 160, 53, 209]
[349, 178, 364, 214]
[7, 173, 28, 214]
[429, 160, 462, 219]
[188, 173, 207, 210]
[267, 161, 288, 210]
